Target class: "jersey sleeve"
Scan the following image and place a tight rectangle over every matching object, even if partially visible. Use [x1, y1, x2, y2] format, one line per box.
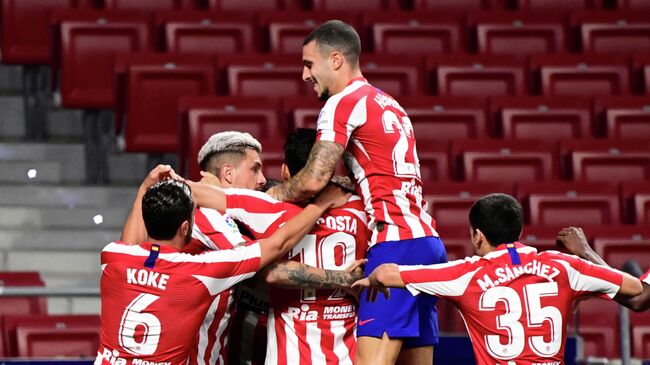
[640, 269, 650, 286]
[192, 207, 247, 251]
[398, 258, 482, 300]
[550, 253, 624, 299]
[188, 243, 262, 295]
[316, 92, 367, 148]
[224, 188, 300, 239]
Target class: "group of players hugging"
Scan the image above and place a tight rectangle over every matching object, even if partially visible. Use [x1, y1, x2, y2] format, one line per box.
[94, 20, 649, 365]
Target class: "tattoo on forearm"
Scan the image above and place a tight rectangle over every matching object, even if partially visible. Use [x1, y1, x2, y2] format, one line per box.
[275, 141, 343, 202]
[268, 262, 353, 289]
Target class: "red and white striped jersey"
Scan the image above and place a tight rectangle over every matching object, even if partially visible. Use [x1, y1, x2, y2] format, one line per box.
[316, 77, 437, 246]
[184, 207, 251, 365]
[641, 269, 650, 285]
[224, 188, 369, 365]
[399, 243, 625, 365]
[95, 241, 261, 365]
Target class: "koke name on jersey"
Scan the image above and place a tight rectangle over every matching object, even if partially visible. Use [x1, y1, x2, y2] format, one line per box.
[126, 268, 169, 290]
[317, 215, 357, 234]
[476, 260, 561, 292]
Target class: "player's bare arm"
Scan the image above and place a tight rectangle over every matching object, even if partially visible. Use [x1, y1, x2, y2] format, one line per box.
[121, 164, 183, 243]
[258, 185, 351, 267]
[267, 141, 344, 202]
[185, 181, 228, 212]
[557, 227, 647, 310]
[262, 259, 365, 289]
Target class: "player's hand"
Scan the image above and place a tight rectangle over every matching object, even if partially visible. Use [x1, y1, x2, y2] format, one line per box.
[556, 227, 590, 257]
[345, 259, 367, 284]
[352, 277, 390, 302]
[142, 164, 183, 189]
[199, 171, 222, 187]
[312, 184, 351, 209]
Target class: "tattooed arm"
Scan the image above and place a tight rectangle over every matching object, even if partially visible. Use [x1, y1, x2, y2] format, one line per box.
[267, 141, 344, 202]
[261, 259, 365, 289]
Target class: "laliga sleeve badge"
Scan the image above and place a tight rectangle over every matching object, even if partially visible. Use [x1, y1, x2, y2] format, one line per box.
[224, 215, 240, 234]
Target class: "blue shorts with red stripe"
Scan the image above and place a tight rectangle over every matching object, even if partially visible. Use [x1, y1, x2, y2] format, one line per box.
[357, 235, 447, 348]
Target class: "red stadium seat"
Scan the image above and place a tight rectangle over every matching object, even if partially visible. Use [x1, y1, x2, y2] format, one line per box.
[630, 310, 650, 359]
[576, 297, 621, 359]
[634, 54, 650, 94]
[516, 181, 621, 226]
[620, 182, 650, 224]
[53, 10, 153, 108]
[178, 96, 282, 180]
[435, 226, 475, 261]
[282, 97, 322, 130]
[572, 11, 650, 54]
[417, 144, 452, 184]
[259, 12, 360, 54]
[424, 182, 514, 228]
[428, 55, 526, 97]
[561, 139, 650, 182]
[399, 97, 489, 143]
[617, 0, 650, 11]
[0, 0, 90, 65]
[158, 11, 256, 54]
[207, 0, 301, 11]
[412, 0, 496, 12]
[365, 12, 464, 54]
[594, 96, 650, 139]
[3, 314, 100, 357]
[593, 235, 650, 271]
[360, 55, 424, 96]
[17, 326, 99, 357]
[470, 12, 567, 56]
[259, 142, 285, 181]
[103, 0, 201, 11]
[451, 139, 558, 182]
[117, 53, 216, 152]
[221, 54, 306, 98]
[436, 299, 467, 334]
[491, 96, 593, 140]
[0, 272, 47, 321]
[520, 225, 569, 252]
[530, 54, 631, 97]
[513, 0, 601, 11]
[311, 0, 401, 12]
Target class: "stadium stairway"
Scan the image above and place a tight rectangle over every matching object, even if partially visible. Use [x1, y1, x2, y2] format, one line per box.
[0, 64, 149, 314]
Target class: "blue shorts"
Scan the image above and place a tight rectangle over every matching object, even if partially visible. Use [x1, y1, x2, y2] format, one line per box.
[357, 235, 447, 348]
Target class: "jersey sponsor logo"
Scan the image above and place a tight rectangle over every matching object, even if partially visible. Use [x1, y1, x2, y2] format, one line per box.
[126, 268, 169, 290]
[316, 215, 358, 234]
[322, 304, 356, 320]
[99, 348, 127, 365]
[286, 304, 318, 321]
[400, 179, 422, 198]
[357, 318, 375, 326]
[476, 260, 561, 292]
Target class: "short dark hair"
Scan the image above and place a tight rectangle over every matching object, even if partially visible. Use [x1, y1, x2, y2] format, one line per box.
[303, 20, 361, 67]
[469, 193, 523, 247]
[142, 180, 194, 240]
[284, 128, 317, 176]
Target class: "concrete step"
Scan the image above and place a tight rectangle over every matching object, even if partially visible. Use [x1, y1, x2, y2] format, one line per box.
[0, 96, 25, 138]
[48, 297, 101, 315]
[46, 109, 83, 140]
[0, 160, 61, 183]
[0, 229, 120, 251]
[0, 142, 85, 183]
[5, 249, 101, 274]
[0, 185, 136, 207]
[107, 152, 149, 185]
[0, 206, 129, 229]
[0, 65, 24, 94]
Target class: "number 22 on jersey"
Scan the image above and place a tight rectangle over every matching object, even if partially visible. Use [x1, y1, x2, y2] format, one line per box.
[382, 110, 420, 179]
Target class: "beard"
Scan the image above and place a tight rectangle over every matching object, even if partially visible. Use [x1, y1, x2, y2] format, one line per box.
[318, 86, 331, 101]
